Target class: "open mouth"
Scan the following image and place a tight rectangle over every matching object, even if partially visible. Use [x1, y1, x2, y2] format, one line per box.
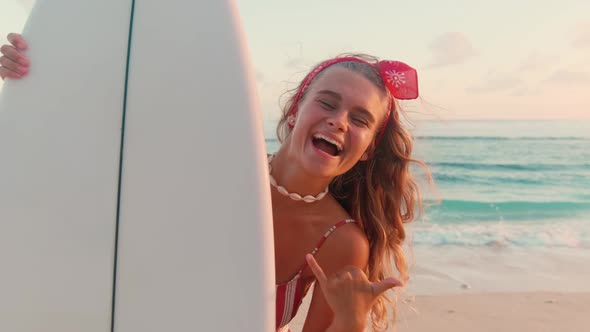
[312, 134, 343, 157]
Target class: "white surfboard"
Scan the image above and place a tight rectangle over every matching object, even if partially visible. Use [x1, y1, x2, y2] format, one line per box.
[0, 0, 275, 331]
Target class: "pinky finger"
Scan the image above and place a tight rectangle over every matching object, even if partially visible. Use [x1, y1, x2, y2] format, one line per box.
[371, 277, 404, 296]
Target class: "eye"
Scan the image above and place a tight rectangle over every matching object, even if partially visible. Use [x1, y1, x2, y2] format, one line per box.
[318, 99, 336, 110]
[351, 116, 369, 127]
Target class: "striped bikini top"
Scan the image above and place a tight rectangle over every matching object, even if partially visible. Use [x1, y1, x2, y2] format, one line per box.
[275, 219, 356, 332]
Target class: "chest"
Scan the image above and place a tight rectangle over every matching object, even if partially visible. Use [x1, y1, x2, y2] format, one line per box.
[270, 191, 348, 283]
[272, 212, 326, 283]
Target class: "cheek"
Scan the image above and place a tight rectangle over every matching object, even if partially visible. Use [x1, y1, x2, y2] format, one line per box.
[350, 128, 375, 152]
[294, 105, 322, 129]
[290, 112, 315, 141]
[298, 102, 321, 118]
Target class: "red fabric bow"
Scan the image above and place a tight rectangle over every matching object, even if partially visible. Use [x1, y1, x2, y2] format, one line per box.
[377, 60, 419, 100]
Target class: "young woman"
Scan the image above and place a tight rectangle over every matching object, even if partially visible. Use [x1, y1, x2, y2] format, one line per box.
[1, 33, 429, 331]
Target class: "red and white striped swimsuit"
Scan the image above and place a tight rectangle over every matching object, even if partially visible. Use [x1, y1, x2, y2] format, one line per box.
[275, 219, 356, 332]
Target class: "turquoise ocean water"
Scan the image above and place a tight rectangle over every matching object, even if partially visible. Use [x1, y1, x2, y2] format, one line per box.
[264, 120, 590, 249]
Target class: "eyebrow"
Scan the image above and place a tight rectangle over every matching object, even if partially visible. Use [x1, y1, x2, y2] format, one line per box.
[316, 89, 377, 124]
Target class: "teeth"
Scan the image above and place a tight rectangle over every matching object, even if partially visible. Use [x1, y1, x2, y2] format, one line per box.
[313, 134, 343, 152]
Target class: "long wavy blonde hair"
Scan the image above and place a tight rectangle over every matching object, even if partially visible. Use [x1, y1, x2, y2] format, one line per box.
[276, 54, 431, 330]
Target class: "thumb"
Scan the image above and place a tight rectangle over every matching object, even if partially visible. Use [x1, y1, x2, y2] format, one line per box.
[305, 254, 328, 287]
[371, 277, 404, 296]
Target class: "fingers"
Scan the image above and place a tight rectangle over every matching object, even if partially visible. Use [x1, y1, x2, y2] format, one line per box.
[1, 44, 29, 66]
[338, 267, 402, 296]
[0, 53, 28, 76]
[305, 254, 328, 286]
[0, 56, 27, 79]
[370, 277, 404, 296]
[1, 34, 29, 81]
[306, 254, 403, 302]
[7, 33, 28, 50]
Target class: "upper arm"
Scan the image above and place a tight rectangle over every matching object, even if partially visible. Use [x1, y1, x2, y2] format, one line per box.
[300, 227, 370, 332]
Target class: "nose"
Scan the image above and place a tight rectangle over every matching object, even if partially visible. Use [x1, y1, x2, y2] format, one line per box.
[327, 111, 348, 131]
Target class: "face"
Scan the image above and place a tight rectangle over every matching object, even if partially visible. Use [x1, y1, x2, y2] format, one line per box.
[286, 66, 389, 177]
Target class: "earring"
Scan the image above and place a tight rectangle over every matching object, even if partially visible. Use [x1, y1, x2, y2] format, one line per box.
[287, 115, 296, 128]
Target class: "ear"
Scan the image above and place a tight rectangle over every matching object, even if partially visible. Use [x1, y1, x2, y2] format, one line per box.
[360, 151, 370, 161]
[360, 141, 376, 161]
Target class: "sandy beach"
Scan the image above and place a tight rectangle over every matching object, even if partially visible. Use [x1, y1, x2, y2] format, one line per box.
[288, 245, 590, 331]
[395, 292, 590, 332]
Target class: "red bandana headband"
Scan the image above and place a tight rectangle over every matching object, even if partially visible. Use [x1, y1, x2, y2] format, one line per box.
[288, 56, 419, 143]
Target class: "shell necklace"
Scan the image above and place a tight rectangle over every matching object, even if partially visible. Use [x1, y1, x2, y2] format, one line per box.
[267, 155, 328, 203]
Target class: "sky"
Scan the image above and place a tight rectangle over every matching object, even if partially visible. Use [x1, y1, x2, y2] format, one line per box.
[1, 0, 589, 122]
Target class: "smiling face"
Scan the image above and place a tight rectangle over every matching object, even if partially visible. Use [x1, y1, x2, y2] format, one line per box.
[285, 66, 389, 177]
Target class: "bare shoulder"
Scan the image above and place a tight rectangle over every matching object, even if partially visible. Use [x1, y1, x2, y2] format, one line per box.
[306, 217, 370, 279]
[326, 221, 369, 267]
